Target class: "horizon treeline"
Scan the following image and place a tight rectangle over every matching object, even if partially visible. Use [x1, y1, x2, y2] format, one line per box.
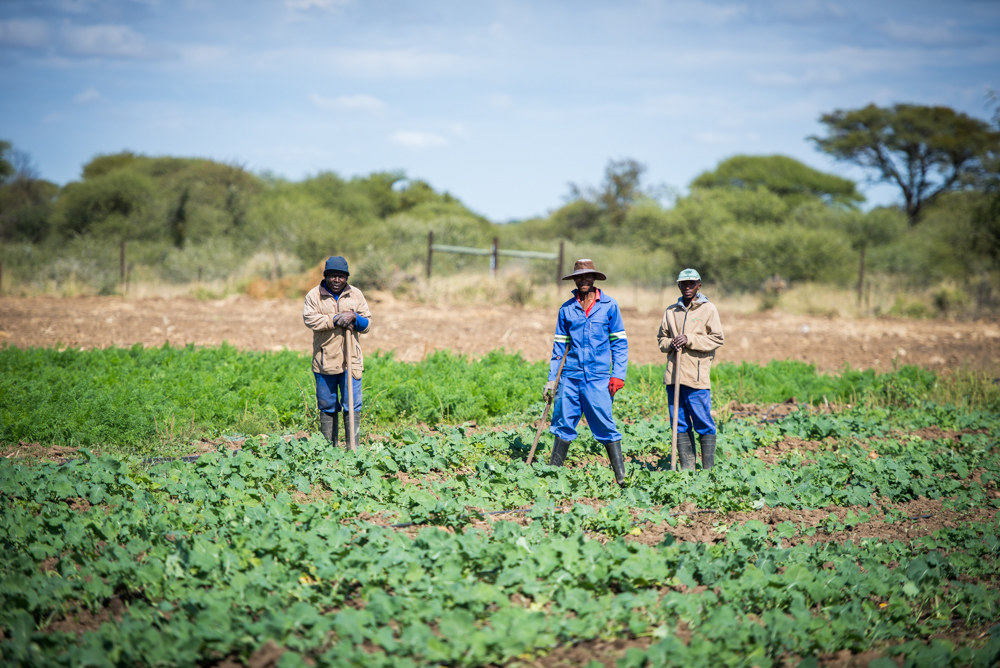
[1, 102, 998, 315]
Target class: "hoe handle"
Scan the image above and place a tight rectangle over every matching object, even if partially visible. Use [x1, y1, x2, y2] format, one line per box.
[670, 309, 689, 472]
[526, 344, 570, 467]
[345, 328, 357, 451]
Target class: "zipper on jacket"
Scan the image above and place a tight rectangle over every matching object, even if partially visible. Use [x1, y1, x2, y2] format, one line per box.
[697, 359, 701, 383]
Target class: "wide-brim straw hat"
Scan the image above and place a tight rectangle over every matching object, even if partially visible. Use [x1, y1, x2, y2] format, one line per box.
[562, 258, 608, 281]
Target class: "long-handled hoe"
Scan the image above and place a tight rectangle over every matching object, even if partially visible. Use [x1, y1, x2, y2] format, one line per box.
[345, 327, 357, 451]
[526, 345, 570, 466]
[670, 308, 689, 472]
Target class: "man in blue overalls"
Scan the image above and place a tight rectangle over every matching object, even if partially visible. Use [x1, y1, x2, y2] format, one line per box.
[543, 259, 630, 486]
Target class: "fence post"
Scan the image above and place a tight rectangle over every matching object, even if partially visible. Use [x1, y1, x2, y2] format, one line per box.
[427, 231, 434, 279]
[490, 237, 498, 279]
[120, 240, 126, 283]
[556, 241, 564, 285]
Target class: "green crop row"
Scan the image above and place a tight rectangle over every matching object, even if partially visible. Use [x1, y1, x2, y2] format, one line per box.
[2, 344, 995, 455]
[1, 400, 998, 667]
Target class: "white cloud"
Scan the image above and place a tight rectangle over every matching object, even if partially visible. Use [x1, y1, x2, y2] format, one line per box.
[286, 0, 352, 10]
[325, 48, 461, 78]
[56, 0, 92, 13]
[881, 21, 973, 47]
[693, 131, 737, 144]
[179, 44, 228, 65]
[770, 0, 847, 23]
[748, 68, 843, 87]
[450, 123, 471, 139]
[645, 0, 749, 26]
[73, 85, 103, 104]
[0, 19, 50, 48]
[61, 24, 155, 58]
[388, 131, 447, 149]
[488, 93, 513, 108]
[310, 93, 386, 114]
[254, 46, 464, 79]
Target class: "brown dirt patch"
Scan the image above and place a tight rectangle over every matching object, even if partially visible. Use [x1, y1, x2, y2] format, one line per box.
[247, 640, 287, 668]
[750, 436, 830, 464]
[1, 441, 80, 461]
[43, 596, 125, 635]
[507, 637, 652, 668]
[817, 649, 900, 668]
[894, 426, 990, 442]
[620, 498, 997, 547]
[291, 487, 335, 504]
[727, 398, 828, 421]
[38, 557, 60, 573]
[2, 296, 998, 371]
[185, 436, 246, 456]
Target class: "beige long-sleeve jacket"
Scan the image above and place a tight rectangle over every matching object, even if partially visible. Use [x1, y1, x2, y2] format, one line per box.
[302, 283, 373, 379]
[657, 294, 724, 390]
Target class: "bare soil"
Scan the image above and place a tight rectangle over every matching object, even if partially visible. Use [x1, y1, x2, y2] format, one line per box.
[2, 295, 999, 371]
[43, 596, 126, 636]
[0, 441, 82, 462]
[619, 497, 997, 548]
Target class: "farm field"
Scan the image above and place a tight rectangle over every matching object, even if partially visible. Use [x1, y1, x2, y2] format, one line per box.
[2, 294, 1000, 371]
[1, 342, 999, 667]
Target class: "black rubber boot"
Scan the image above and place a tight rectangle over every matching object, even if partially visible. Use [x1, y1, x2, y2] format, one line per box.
[320, 412, 338, 448]
[550, 436, 571, 467]
[677, 430, 697, 471]
[342, 412, 361, 449]
[700, 433, 716, 469]
[604, 440, 627, 487]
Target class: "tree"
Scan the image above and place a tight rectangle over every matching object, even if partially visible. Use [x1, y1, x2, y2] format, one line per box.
[0, 142, 57, 243]
[839, 208, 905, 305]
[598, 158, 646, 227]
[691, 154, 863, 208]
[0, 140, 14, 182]
[811, 103, 1000, 224]
[568, 158, 647, 228]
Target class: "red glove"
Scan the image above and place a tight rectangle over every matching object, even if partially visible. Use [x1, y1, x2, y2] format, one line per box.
[609, 378, 624, 397]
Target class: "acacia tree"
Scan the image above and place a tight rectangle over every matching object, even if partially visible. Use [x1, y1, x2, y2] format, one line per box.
[691, 154, 863, 208]
[568, 158, 647, 231]
[810, 104, 1000, 224]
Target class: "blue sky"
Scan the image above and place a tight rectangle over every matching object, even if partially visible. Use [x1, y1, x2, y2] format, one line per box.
[1, 0, 998, 221]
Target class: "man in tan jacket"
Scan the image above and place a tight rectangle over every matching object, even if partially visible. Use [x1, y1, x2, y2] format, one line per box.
[302, 255, 373, 448]
[657, 268, 724, 470]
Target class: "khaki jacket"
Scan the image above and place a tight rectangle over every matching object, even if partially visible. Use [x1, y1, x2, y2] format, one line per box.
[302, 283, 373, 379]
[657, 294, 724, 390]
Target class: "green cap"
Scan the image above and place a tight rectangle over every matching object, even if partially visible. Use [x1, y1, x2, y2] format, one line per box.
[677, 268, 701, 282]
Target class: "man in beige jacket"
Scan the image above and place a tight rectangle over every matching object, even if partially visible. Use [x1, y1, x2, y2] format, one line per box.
[657, 268, 724, 470]
[302, 256, 373, 448]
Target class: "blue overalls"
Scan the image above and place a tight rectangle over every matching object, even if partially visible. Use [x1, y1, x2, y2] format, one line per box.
[548, 289, 628, 444]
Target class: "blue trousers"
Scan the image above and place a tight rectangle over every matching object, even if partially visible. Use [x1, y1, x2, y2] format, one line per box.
[666, 386, 715, 435]
[315, 372, 362, 414]
[550, 376, 622, 444]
